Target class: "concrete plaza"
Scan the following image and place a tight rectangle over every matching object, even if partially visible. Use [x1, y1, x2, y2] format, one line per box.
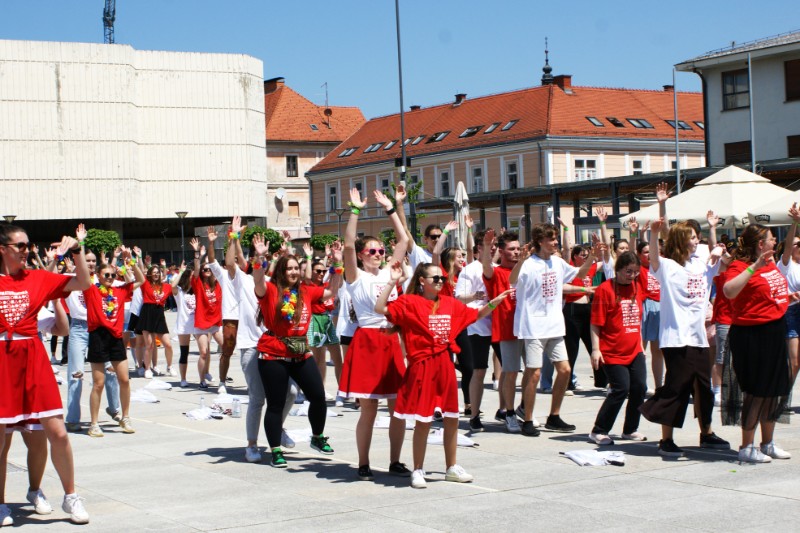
[6, 311, 800, 532]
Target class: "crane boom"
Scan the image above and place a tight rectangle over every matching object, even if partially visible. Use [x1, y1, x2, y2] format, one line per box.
[103, 0, 116, 44]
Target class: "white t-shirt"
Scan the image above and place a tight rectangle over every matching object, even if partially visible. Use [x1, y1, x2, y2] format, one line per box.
[513, 254, 579, 339]
[351, 268, 398, 329]
[232, 266, 265, 350]
[130, 287, 143, 315]
[38, 306, 57, 335]
[335, 282, 358, 338]
[778, 257, 800, 307]
[455, 260, 491, 337]
[408, 245, 433, 270]
[207, 260, 239, 321]
[602, 258, 615, 280]
[652, 256, 719, 348]
[174, 288, 197, 335]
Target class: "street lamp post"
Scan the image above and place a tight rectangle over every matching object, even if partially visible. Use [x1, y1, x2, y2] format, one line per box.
[175, 211, 188, 262]
[3, 215, 17, 223]
[334, 207, 347, 239]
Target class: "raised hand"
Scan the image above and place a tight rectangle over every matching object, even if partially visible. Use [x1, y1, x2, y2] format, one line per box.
[350, 187, 366, 209]
[230, 215, 246, 235]
[483, 228, 496, 248]
[302, 242, 314, 258]
[75, 223, 87, 243]
[374, 189, 393, 210]
[200, 245, 206, 257]
[330, 240, 343, 263]
[189, 237, 200, 251]
[395, 183, 407, 204]
[789, 202, 800, 223]
[628, 216, 639, 234]
[207, 226, 218, 242]
[706, 210, 720, 228]
[252, 234, 270, 257]
[465, 214, 474, 229]
[444, 220, 459, 233]
[387, 259, 403, 281]
[656, 182, 669, 203]
[651, 218, 665, 234]
[594, 206, 608, 222]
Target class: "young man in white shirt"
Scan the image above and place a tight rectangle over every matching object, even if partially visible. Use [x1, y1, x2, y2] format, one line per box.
[510, 223, 597, 434]
[407, 224, 443, 270]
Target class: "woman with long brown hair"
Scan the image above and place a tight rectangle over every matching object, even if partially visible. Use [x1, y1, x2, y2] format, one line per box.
[136, 264, 174, 378]
[190, 237, 222, 391]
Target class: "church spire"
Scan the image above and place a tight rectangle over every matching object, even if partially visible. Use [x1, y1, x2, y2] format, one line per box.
[541, 37, 554, 85]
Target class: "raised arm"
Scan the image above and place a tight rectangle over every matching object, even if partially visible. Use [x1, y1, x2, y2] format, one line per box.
[649, 218, 663, 273]
[321, 241, 344, 300]
[628, 217, 640, 245]
[374, 189, 409, 264]
[432, 220, 457, 266]
[557, 216, 571, 259]
[251, 234, 270, 298]
[374, 260, 404, 315]
[656, 182, 670, 238]
[170, 260, 185, 295]
[706, 210, 719, 250]
[63, 224, 91, 292]
[123, 247, 146, 289]
[464, 214, 475, 263]
[393, 182, 416, 252]
[189, 237, 201, 277]
[344, 187, 366, 283]
[302, 242, 314, 281]
[595, 207, 613, 262]
[782, 203, 800, 266]
[723, 250, 773, 300]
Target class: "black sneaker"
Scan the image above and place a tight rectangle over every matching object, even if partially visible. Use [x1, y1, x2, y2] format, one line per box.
[463, 406, 472, 417]
[310, 435, 334, 455]
[521, 421, 540, 437]
[658, 438, 684, 457]
[469, 416, 485, 432]
[494, 409, 506, 422]
[389, 461, 411, 477]
[357, 464, 374, 481]
[545, 415, 576, 433]
[700, 432, 730, 450]
[270, 449, 287, 468]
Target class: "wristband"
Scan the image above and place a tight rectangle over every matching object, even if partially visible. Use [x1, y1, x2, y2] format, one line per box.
[305, 255, 312, 260]
[746, 266, 755, 274]
[386, 207, 396, 216]
[630, 231, 638, 236]
[468, 227, 472, 233]
[487, 302, 497, 310]
[350, 207, 361, 215]
[599, 221, 606, 226]
[563, 227, 569, 232]
[78, 240, 85, 247]
[251, 259, 263, 270]
[443, 228, 450, 236]
[580, 287, 588, 293]
[329, 264, 344, 275]
[228, 231, 239, 240]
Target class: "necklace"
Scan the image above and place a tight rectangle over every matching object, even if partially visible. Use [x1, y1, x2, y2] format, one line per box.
[98, 285, 117, 318]
[280, 287, 299, 321]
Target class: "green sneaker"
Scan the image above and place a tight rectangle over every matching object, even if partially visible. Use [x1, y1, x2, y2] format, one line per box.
[270, 449, 287, 468]
[310, 435, 334, 455]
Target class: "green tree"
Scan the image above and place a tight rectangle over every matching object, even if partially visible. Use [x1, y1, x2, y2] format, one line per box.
[240, 226, 283, 254]
[389, 180, 426, 242]
[83, 228, 122, 255]
[309, 233, 339, 251]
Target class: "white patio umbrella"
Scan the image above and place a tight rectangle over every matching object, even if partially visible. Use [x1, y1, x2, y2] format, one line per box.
[620, 166, 790, 229]
[453, 181, 470, 249]
[747, 190, 800, 227]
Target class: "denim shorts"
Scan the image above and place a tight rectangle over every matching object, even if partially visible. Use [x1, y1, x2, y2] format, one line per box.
[641, 298, 660, 342]
[785, 304, 800, 339]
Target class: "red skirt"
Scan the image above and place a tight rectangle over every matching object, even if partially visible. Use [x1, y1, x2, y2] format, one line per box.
[338, 327, 405, 399]
[0, 338, 63, 424]
[393, 352, 459, 422]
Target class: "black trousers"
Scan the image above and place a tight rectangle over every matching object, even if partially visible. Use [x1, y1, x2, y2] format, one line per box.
[258, 357, 326, 448]
[564, 302, 606, 388]
[592, 353, 647, 434]
[454, 330, 473, 404]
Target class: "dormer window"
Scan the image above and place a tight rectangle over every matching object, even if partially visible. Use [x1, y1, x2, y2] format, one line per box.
[428, 131, 450, 143]
[484, 122, 501, 134]
[460, 126, 483, 138]
[586, 117, 604, 127]
[607, 117, 625, 128]
[501, 120, 519, 131]
[310, 124, 319, 131]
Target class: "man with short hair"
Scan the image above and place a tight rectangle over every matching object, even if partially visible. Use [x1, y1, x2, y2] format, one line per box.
[407, 223, 444, 270]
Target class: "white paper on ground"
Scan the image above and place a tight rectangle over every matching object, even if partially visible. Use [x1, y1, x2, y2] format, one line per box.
[145, 378, 172, 390]
[131, 389, 160, 403]
[373, 415, 414, 429]
[212, 393, 249, 405]
[289, 401, 341, 417]
[427, 427, 478, 447]
[185, 406, 214, 420]
[561, 449, 626, 466]
[285, 427, 312, 443]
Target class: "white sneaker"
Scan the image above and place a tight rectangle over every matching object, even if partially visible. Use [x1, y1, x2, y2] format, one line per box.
[25, 489, 53, 514]
[325, 392, 334, 401]
[505, 415, 521, 434]
[50, 356, 59, 365]
[0, 504, 12, 526]
[281, 429, 296, 449]
[245, 445, 262, 463]
[589, 432, 614, 446]
[739, 444, 772, 464]
[761, 441, 792, 460]
[62, 494, 89, 525]
[180, 380, 189, 388]
[621, 431, 648, 441]
[334, 395, 344, 407]
[714, 392, 721, 407]
[144, 369, 153, 379]
[411, 469, 427, 489]
[564, 389, 574, 396]
[137, 367, 145, 377]
[445, 464, 474, 483]
[167, 366, 178, 377]
[151, 366, 163, 376]
[532, 416, 540, 428]
[492, 380, 499, 391]
[218, 385, 227, 395]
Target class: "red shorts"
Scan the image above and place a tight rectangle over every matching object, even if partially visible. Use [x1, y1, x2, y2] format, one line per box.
[393, 352, 459, 422]
[338, 328, 405, 399]
[0, 338, 63, 424]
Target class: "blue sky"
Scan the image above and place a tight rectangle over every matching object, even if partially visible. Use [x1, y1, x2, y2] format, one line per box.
[1, 1, 796, 118]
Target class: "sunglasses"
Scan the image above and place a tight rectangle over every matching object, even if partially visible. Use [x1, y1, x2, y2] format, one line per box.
[425, 275, 446, 283]
[201, 268, 211, 273]
[313, 269, 327, 274]
[4, 242, 30, 253]
[101, 272, 115, 279]
[365, 248, 385, 256]
[428, 234, 442, 240]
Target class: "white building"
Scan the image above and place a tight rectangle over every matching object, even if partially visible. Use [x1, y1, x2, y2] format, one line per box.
[676, 30, 800, 167]
[0, 39, 266, 254]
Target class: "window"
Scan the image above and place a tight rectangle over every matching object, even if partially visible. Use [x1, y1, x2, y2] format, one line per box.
[573, 159, 597, 181]
[501, 120, 519, 131]
[379, 176, 391, 194]
[460, 126, 483, 138]
[632, 160, 643, 175]
[411, 135, 425, 145]
[606, 117, 625, 128]
[694, 121, 705, 130]
[286, 155, 298, 177]
[402, 138, 413, 146]
[786, 59, 800, 101]
[408, 173, 419, 184]
[671, 160, 679, 170]
[364, 143, 384, 153]
[722, 69, 749, 110]
[725, 141, 752, 164]
[352, 180, 363, 195]
[665, 120, 693, 130]
[338, 147, 357, 157]
[627, 118, 644, 128]
[428, 131, 450, 143]
[439, 171, 451, 197]
[507, 161, 519, 189]
[637, 118, 654, 128]
[586, 116, 604, 127]
[288, 202, 300, 218]
[328, 185, 338, 211]
[383, 140, 398, 150]
[788, 135, 800, 158]
[310, 124, 319, 131]
[484, 122, 501, 134]
[471, 166, 484, 193]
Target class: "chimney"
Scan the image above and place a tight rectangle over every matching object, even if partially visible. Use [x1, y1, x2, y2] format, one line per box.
[410, 105, 421, 111]
[264, 76, 285, 94]
[663, 84, 674, 92]
[554, 75, 572, 92]
[454, 93, 467, 106]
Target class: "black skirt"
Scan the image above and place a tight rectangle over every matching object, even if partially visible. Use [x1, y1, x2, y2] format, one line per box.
[136, 303, 169, 334]
[729, 318, 791, 398]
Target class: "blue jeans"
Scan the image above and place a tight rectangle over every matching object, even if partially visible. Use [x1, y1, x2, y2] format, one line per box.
[66, 319, 120, 424]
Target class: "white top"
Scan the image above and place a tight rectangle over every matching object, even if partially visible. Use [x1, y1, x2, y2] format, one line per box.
[37, 306, 57, 335]
[652, 256, 719, 348]
[130, 287, 143, 315]
[408, 245, 433, 270]
[232, 266, 264, 349]
[602, 258, 615, 280]
[513, 254, 579, 339]
[778, 257, 800, 307]
[335, 282, 358, 338]
[174, 288, 197, 335]
[351, 268, 398, 328]
[455, 260, 491, 336]
[207, 260, 239, 320]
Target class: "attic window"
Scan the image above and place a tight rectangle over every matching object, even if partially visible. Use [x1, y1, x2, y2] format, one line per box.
[501, 120, 519, 131]
[338, 147, 358, 157]
[310, 124, 319, 131]
[411, 135, 425, 145]
[586, 117, 604, 127]
[666, 120, 693, 130]
[484, 122, 501, 134]
[402, 138, 413, 146]
[460, 126, 483, 138]
[364, 143, 384, 153]
[384, 140, 398, 150]
[627, 119, 644, 128]
[694, 121, 705, 130]
[606, 117, 625, 128]
[428, 131, 450, 143]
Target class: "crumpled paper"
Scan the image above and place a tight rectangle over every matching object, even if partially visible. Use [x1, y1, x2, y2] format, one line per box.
[289, 401, 341, 418]
[145, 379, 172, 391]
[427, 428, 478, 447]
[560, 449, 625, 466]
[131, 389, 159, 403]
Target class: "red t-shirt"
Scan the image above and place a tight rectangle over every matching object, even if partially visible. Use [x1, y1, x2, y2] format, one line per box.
[726, 260, 789, 326]
[711, 271, 734, 325]
[564, 262, 597, 303]
[483, 265, 517, 342]
[84, 283, 134, 338]
[191, 277, 222, 329]
[141, 280, 170, 306]
[637, 264, 661, 301]
[0, 270, 71, 338]
[386, 294, 479, 364]
[256, 282, 324, 357]
[590, 279, 644, 365]
[438, 266, 457, 299]
[308, 281, 335, 314]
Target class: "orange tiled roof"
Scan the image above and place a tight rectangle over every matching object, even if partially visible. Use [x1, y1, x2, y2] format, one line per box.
[265, 82, 365, 143]
[308, 83, 703, 174]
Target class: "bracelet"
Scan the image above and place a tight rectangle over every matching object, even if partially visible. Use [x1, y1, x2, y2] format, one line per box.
[329, 265, 344, 275]
[746, 266, 755, 274]
[468, 227, 472, 233]
[305, 255, 312, 260]
[251, 259, 263, 270]
[228, 231, 239, 240]
[630, 231, 639, 237]
[271, 258, 278, 264]
[443, 228, 450, 236]
[487, 302, 497, 310]
[563, 227, 569, 232]
[599, 221, 606, 226]
[386, 207, 396, 216]
[580, 287, 588, 293]
[350, 207, 361, 215]
[78, 240, 85, 246]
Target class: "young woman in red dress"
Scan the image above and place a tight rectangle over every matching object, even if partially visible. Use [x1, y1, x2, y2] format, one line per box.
[137, 264, 174, 377]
